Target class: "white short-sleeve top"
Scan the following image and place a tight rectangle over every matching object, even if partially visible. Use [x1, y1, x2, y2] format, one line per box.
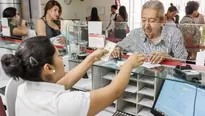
[15, 81, 90, 116]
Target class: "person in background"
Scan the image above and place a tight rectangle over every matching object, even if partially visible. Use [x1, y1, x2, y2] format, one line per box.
[114, 6, 129, 40]
[174, 14, 180, 24]
[165, 3, 178, 27]
[1, 36, 145, 116]
[179, 1, 201, 60]
[106, 5, 118, 31]
[86, 7, 101, 21]
[112, 1, 188, 64]
[36, 0, 66, 45]
[2, 7, 28, 39]
[194, 12, 205, 25]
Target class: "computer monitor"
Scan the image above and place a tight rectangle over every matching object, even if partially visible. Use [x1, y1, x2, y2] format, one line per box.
[151, 77, 197, 116]
[195, 87, 205, 116]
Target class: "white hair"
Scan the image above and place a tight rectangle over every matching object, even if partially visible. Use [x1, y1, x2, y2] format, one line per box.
[142, 1, 165, 19]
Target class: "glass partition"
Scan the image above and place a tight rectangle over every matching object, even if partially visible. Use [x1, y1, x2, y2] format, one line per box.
[63, 20, 205, 87]
[1, 19, 205, 86]
[0, 18, 205, 115]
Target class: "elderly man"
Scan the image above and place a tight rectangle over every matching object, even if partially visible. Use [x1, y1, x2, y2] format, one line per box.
[112, 1, 188, 64]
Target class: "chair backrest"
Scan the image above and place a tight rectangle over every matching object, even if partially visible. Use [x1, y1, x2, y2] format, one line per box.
[5, 78, 24, 116]
[0, 96, 6, 116]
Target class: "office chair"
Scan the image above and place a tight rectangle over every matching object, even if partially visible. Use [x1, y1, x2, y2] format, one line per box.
[5, 78, 24, 116]
[0, 96, 6, 116]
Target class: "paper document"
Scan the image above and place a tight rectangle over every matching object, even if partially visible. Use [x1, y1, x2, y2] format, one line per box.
[2, 28, 10, 36]
[1, 18, 9, 27]
[196, 51, 205, 66]
[88, 34, 105, 48]
[141, 62, 161, 68]
[101, 41, 116, 61]
[116, 61, 125, 68]
[88, 21, 102, 34]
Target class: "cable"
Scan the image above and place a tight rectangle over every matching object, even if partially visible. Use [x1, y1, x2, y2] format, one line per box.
[192, 79, 200, 116]
[193, 85, 198, 116]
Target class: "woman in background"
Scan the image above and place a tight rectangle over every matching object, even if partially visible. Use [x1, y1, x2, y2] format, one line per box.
[3, 7, 28, 39]
[114, 6, 128, 40]
[86, 7, 101, 21]
[165, 3, 178, 27]
[1, 36, 145, 116]
[36, 0, 66, 44]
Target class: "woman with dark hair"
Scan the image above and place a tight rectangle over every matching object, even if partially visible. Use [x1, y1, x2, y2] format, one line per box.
[174, 14, 180, 24]
[114, 6, 129, 40]
[1, 36, 145, 116]
[2, 7, 28, 38]
[165, 3, 178, 26]
[86, 7, 101, 21]
[117, 6, 128, 22]
[36, 0, 66, 44]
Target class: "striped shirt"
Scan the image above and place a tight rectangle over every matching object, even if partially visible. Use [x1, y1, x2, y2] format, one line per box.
[117, 26, 188, 59]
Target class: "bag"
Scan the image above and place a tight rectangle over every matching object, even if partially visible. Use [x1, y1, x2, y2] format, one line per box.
[114, 29, 126, 39]
[114, 24, 129, 39]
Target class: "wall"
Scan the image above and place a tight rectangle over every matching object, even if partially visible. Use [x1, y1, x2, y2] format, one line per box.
[40, 0, 114, 27]
[59, 0, 114, 27]
[58, 0, 91, 20]
[89, 0, 115, 21]
[89, 0, 115, 27]
[22, 0, 41, 21]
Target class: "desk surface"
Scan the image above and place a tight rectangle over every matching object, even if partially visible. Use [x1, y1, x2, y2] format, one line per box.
[69, 58, 205, 87]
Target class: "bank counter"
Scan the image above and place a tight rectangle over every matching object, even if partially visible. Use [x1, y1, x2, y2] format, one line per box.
[69, 55, 205, 116]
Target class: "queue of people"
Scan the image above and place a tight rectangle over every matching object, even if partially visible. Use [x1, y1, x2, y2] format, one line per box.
[0, 0, 205, 116]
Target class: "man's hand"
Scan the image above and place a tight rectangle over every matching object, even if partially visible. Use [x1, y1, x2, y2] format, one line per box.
[149, 52, 170, 64]
[126, 53, 145, 68]
[57, 36, 66, 45]
[90, 48, 108, 61]
[111, 47, 123, 58]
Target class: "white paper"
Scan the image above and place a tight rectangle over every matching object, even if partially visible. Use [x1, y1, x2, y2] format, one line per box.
[138, 87, 154, 96]
[103, 72, 115, 80]
[88, 21, 102, 34]
[138, 98, 154, 108]
[1, 18, 10, 36]
[125, 85, 137, 93]
[1, 18, 9, 27]
[196, 51, 205, 66]
[101, 41, 116, 61]
[138, 108, 154, 116]
[141, 62, 161, 68]
[88, 34, 105, 48]
[2, 28, 10, 36]
[116, 61, 125, 68]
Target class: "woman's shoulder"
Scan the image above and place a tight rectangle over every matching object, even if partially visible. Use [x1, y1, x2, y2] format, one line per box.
[36, 18, 46, 28]
[37, 18, 45, 24]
